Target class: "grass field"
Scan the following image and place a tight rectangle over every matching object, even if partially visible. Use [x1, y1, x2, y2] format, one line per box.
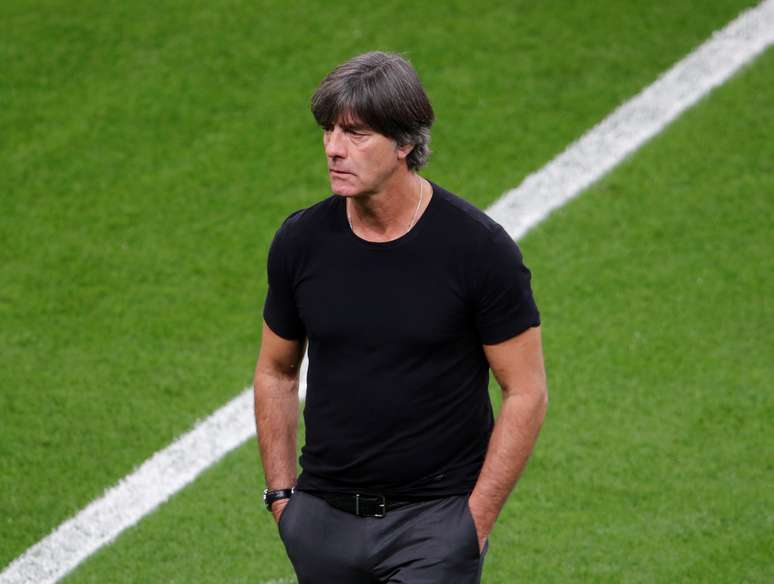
[1, 0, 771, 582]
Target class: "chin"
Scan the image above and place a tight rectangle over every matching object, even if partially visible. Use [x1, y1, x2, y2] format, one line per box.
[329, 181, 360, 198]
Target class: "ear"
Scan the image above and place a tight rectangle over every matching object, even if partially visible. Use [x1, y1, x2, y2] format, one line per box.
[396, 142, 414, 161]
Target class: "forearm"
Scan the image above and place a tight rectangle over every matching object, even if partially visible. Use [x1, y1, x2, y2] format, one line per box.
[470, 387, 547, 535]
[253, 370, 300, 489]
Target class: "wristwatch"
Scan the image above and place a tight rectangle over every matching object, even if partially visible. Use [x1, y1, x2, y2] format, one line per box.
[263, 487, 295, 511]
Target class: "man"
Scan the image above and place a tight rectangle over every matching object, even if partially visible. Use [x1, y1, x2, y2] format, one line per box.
[253, 51, 547, 583]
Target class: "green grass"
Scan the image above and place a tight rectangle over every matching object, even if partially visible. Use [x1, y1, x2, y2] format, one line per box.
[494, 49, 774, 582]
[63, 37, 774, 584]
[1, 0, 768, 579]
[64, 42, 774, 584]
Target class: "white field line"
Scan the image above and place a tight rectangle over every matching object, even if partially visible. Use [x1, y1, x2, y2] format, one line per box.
[488, 0, 774, 240]
[3, 3, 774, 583]
[1, 391, 256, 584]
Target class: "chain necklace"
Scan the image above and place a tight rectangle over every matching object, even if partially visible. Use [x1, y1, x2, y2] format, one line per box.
[347, 175, 424, 238]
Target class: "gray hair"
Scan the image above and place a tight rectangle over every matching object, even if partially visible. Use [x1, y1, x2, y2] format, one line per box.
[311, 51, 435, 171]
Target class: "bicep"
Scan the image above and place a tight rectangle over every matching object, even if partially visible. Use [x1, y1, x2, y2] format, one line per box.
[482, 325, 547, 399]
[473, 226, 540, 345]
[263, 222, 307, 342]
[255, 320, 306, 382]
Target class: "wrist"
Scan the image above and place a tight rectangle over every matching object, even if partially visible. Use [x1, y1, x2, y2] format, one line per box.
[270, 497, 290, 512]
[467, 492, 497, 537]
[263, 486, 295, 511]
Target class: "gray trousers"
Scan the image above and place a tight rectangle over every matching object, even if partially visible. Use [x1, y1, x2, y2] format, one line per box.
[279, 490, 489, 583]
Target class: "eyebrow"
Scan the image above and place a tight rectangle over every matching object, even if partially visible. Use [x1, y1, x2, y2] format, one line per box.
[338, 119, 370, 133]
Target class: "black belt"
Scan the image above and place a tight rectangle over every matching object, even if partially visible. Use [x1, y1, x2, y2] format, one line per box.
[314, 492, 425, 518]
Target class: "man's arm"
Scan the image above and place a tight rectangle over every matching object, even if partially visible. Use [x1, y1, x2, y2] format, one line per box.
[469, 325, 548, 550]
[253, 320, 306, 524]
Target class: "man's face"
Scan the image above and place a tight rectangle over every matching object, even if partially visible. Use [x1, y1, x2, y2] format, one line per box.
[324, 116, 412, 197]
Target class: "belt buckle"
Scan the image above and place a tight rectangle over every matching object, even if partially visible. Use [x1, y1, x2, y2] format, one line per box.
[355, 493, 386, 518]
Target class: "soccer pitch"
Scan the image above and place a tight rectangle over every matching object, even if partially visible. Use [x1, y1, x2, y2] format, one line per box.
[1, 1, 772, 582]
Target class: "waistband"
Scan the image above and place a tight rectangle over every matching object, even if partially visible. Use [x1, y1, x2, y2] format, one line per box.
[305, 491, 442, 518]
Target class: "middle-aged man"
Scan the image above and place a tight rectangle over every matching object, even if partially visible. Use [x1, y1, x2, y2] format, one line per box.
[253, 51, 548, 584]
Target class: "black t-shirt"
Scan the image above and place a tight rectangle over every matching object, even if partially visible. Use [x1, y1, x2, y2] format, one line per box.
[263, 181, 540, 497]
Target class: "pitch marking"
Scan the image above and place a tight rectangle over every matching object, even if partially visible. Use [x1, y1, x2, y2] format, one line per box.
[3, 2, 773, 582]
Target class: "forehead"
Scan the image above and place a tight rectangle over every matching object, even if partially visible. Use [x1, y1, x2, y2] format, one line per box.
[332, 111, 372, 132]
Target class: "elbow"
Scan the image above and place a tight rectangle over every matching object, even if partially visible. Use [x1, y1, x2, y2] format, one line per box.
[501, 380, 548, 414]
[538, 385, 549, 421]
[525, 382, 547, 421]
[253, 366, 301, 400]
[528, 380, 549, 425]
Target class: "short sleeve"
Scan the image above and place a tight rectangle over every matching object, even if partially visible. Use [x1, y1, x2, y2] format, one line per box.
[473, 225, 541, 345]
[262, 221, 306, 341]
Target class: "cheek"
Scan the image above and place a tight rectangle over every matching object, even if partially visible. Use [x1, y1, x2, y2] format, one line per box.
[359, 144, 396, 168]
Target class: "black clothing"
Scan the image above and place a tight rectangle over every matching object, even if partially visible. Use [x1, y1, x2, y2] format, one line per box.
[263, 181, 540, 497]
[278, 490, 489, 583]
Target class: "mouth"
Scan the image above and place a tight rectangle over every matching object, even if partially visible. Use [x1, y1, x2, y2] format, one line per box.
[329, 168, 353, 176]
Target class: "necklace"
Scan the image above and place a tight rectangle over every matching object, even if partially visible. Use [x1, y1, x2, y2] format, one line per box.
[347, 175, 424, 238]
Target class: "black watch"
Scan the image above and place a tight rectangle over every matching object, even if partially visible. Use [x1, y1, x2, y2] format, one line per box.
[263, 487, 295, 511]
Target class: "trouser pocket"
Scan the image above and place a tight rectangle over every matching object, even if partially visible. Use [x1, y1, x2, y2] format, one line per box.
[278, 491, 301, 541]
[460, 495, 486, 559]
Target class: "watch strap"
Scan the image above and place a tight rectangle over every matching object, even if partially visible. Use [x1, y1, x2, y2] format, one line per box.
[264, 487, 295, 511]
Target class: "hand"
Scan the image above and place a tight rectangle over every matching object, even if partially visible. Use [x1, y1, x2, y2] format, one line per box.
[271, 498, 290, 525]
[467, 496, 492, 554]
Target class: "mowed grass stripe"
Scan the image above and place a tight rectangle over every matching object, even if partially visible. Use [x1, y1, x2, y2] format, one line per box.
[6, 3, 774, 580]
[488, 0, 774, 240]
[62, 46, 774, 584]
[0, 0, 761, 573]
[497, 50, 774, 582]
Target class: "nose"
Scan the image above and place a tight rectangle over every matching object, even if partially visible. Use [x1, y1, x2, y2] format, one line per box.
[324, 126, 346, 159]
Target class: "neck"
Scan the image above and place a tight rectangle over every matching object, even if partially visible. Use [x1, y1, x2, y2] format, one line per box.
[347, 172, 425, 238]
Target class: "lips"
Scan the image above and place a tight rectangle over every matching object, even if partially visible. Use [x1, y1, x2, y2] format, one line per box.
[329, 168, 353, 176]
